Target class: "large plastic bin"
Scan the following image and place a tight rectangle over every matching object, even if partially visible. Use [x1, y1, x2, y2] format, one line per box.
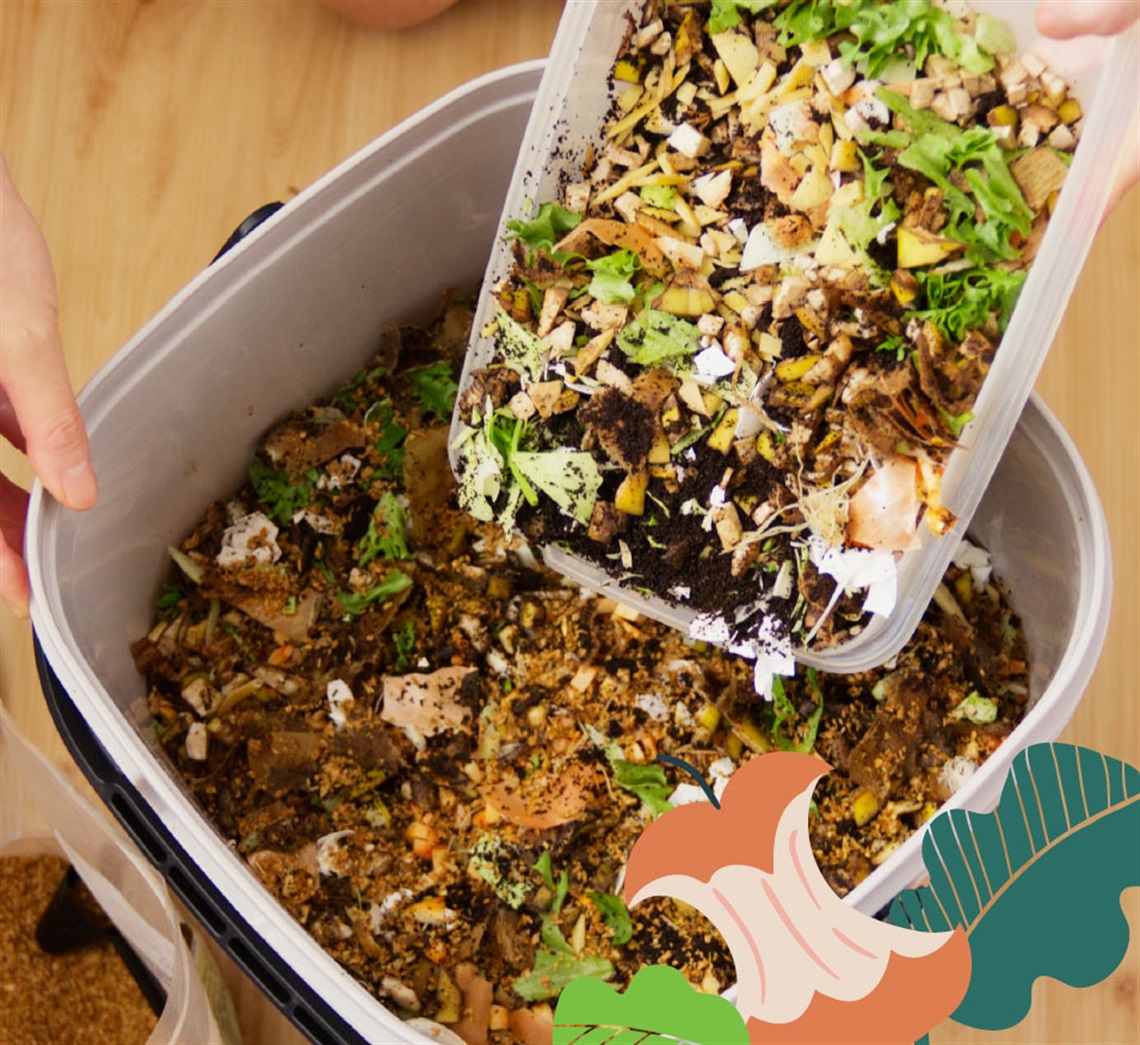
[26, 59, 1111, 1045]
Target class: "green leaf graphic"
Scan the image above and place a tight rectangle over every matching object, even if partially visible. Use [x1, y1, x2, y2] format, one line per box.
[888, 743, 1140, 1030]
[553, 965, 748, 1045]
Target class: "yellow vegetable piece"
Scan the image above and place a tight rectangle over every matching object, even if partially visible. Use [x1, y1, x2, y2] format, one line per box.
[725, 733, 744, 761]
[852, 789, 881, 827]
[830, 139, 860, 173]
[657, 284, 717, 317]
[696, 704, 721, 734]
[890, 270, 918, 305]
[615, 469, 649, 516]
[613, 58, 641, 84]
[896, 226, 964, 268]
[647, 429, 672, 465]
[775, 353, 822, 382]
[755, 430, 778, 463]
[1058, 98, 1082, 124]
[706, 408, 739, 454]
[988, 104, 1019, 127]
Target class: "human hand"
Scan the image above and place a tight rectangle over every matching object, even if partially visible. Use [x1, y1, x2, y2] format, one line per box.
[1, 156, 98, 618]
[1037, 0, 1140, 213]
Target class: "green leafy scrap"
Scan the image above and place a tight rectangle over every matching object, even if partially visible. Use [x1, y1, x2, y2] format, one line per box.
[583, 723, 674, 816]
[611, 758, 674, 816]
[616, 308, 701, 369]
[836, 148, 902, 256]
[248, 458, 318, 526]
[553, 965, 749, 1045]
[887, 743, 1140, 1031]
[769, 668, 824, 754]
[512, 949, 615, 1003]
[155, 583, 184, 621]
[367, 400, 407, 479]
[875, 89, 1034, 263]
[408, 361, 459, 422]
[510, 450, 603, 527]
[496, 308, 552, 382]
[774, 0, 997, 78]
[468, 833, 533, 910]
[909, 267, 1026, 342]
[336, 569, 412, 620]
[587, 891, 633, 947]
[392, 621, 416, 672]
[357, 492, 409, 566]
[585, 249, 640, 304]
[507, 202, 582, 255]
[707, 0, 779, 35]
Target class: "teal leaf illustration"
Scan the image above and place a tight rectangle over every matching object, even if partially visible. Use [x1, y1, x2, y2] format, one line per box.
[553, 965, 748, 1045]
[887, 743, 1140, 1030]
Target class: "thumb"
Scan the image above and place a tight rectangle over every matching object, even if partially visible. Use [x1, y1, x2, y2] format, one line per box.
[1036, 0, 1140, 40]
[1, 158, 98, 511]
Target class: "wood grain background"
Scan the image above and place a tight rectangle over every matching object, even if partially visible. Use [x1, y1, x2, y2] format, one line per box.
[2, 2, 1136, 1042]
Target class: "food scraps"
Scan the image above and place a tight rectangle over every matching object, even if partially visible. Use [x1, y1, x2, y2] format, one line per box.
[451, 0, 1079, 696]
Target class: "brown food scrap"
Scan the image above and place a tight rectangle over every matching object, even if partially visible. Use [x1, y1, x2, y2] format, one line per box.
[261, 409, 366, 476]
[380, 666, 476, 738]
[482, 762, 597, 829]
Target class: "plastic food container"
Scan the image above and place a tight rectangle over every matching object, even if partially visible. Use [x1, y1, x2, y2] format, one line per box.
[27, 61, 1112, 1045]
[451, 0, 1137, 674]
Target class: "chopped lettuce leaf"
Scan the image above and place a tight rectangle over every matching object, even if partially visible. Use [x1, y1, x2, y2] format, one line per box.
[836, 149, 902, 256]
[510, 449, 603, 526]
[775, 0, 997, 78]
[495, 308, 550, 381]
[455, 407, 600, 532]
[506, 202, 581, 252]
[357, 492, 409, 566]
[770, 668, 824, 753]
[585, 248, 640, 304]
[910, 267, 1026, 341]
[611, 758, 674, 816]
[469, 833, 534, 909]
[707, 0, 780, 34]
[588, 891, 633, 946]
[408, 361, 458, 422]
[639, 185, 677, 211]
[511, 949, 615, 1001]
[368, 399, 408, 479]
[616, 308, 701, 368]
[336, 569, 412, 619]
[876, 89, 1034, 262]
[249, 458, 317, 526]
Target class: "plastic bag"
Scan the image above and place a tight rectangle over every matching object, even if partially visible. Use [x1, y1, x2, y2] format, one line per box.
[0, 701, 241, 1044]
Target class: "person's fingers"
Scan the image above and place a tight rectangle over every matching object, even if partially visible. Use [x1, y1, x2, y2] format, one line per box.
[1, 158, 98, 510]
[0, 472, 31, 617]
[1037, 0, 1140, 39]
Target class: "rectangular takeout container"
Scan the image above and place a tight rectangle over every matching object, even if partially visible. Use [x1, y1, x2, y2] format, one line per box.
[452, 0, 1138, 674]
[28, 60, 1112, 1045]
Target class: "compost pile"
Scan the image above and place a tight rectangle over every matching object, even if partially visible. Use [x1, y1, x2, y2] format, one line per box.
[452, 0, 1079, 685]
[133, 297, 1031, 1044]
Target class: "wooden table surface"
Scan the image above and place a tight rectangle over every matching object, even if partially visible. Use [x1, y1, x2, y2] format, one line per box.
[2, 2, 1136, 1042]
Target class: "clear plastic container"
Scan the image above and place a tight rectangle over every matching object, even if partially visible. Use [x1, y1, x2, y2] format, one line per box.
[451, 0, 1138, 673]
[26, 60, 1112, 1045]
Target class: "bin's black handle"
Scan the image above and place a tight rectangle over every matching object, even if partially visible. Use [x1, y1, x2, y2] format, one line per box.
[210, 201, 284, 264]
